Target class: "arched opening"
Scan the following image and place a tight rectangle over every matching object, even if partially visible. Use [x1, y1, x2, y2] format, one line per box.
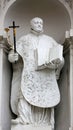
[4, 0, 71, 43]
[3, 0, 71, 130]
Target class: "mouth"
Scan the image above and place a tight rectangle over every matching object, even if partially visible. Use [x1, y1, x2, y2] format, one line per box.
[37, 27, 42, 30]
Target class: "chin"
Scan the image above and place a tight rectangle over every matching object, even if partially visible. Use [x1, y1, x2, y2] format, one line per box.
[36, 30, 42, 32]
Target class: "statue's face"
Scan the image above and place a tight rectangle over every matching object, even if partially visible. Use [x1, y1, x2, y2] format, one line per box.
[31, 17, 43, 33]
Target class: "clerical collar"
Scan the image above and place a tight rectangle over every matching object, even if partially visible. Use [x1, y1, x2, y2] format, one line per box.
[30, 28, 43, 36]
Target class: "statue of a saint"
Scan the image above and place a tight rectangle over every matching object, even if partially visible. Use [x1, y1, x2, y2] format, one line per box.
[8, 17, 64, 130]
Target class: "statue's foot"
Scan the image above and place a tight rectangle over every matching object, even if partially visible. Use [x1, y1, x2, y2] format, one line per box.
[11, 117, 24, 125]
[11, 117, 29, 125]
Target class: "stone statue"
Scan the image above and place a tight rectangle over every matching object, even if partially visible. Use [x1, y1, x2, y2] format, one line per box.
[8, 17, 64, 130]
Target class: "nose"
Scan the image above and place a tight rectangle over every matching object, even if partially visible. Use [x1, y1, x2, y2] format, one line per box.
[38, 24, 41, 27]
[38, 23, 42, 27]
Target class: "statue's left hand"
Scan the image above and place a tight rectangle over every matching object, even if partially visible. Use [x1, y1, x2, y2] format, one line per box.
[45, 61, 57, 69]
[45, 59, 62, 69]
[52, 59, 61, 65]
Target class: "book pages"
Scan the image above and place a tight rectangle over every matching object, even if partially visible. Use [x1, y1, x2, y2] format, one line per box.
[49, 45, 63, 62]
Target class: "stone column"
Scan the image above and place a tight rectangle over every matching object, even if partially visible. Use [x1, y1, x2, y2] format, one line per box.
[0, 36, 12, 130]
[63, 37, 73, 130]
[0, 37, 3, 130]
[69, 37, 73, 130]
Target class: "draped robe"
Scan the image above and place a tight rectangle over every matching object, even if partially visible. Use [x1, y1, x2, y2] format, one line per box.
[10, 33, 63, 127]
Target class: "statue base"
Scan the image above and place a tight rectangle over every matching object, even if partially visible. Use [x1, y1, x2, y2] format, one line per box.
[11, 124, 52, 130]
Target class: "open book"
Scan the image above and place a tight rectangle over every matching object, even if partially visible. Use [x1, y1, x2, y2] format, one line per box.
[35, 45, 63, 66]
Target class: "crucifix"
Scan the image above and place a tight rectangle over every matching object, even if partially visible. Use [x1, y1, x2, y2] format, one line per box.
[9, 21, 19, 53]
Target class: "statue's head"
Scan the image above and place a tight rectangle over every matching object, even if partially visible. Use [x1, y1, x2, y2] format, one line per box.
[30, 17, 43, 33]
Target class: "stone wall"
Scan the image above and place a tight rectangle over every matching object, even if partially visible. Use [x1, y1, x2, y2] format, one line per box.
[55, 47, 70, 130]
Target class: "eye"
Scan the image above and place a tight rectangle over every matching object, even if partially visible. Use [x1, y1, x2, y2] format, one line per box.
[40, 21, 43, 25]
[36, 21, 39, 24]
[34, 21, 37, 24]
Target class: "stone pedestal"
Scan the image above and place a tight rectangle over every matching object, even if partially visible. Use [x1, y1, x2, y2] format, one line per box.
[11, 124, 51, 130]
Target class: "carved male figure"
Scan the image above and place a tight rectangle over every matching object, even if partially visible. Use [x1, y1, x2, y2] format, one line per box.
[8, 17, 64, 130]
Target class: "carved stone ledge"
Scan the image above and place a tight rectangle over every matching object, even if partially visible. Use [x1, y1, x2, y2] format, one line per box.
[0, 36, 12, 53]
[63, 38, 70, 54]
[63, 37, 73, 54]
[0, 0, 14, 9]
[65, 0, 72, 8]
[2, 0, 11, 9]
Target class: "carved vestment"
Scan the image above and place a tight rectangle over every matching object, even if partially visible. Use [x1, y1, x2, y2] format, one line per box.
[15, 33, 61, 109]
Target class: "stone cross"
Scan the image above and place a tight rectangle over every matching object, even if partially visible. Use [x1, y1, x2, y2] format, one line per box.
[9, 21, 19, 53]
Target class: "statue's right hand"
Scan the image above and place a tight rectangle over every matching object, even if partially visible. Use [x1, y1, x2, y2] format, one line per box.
[8, 50, 19, 63]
